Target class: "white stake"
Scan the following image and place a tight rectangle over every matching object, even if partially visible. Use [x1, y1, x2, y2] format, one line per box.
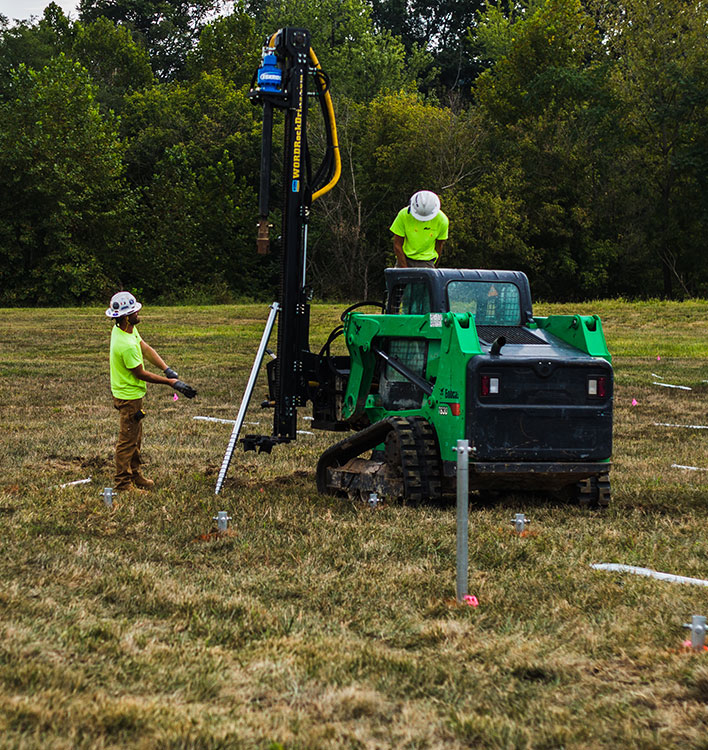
[592, 563, 708, 587]
[652, 382, 692, 390]
[56, 477, 92, 489]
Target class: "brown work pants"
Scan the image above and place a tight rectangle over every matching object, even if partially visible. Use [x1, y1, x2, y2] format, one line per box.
[113, 397, 143, 490]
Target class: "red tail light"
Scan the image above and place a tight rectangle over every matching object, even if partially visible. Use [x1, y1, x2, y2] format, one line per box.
[450, 402, 461, 416]
[597, 376, 607, 398]
[481, 375, 490, 396]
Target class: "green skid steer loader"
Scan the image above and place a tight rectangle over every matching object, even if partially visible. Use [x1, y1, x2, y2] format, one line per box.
[313, 268, 613, 506]
[218, 27, 613, 507]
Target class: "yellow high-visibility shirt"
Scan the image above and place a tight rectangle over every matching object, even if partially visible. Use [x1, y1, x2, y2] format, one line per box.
[109, 325, 146, 399]
[390, 207, 449, 261]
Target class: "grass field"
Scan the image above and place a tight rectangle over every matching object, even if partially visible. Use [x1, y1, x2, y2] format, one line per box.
[3, 300, 708, 749]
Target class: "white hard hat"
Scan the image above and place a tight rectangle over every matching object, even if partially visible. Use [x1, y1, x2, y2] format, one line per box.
[105, 291, 142, 318]
[409, 190, 441, 221]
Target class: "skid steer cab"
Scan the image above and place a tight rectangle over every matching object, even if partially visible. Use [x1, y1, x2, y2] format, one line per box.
[314, 268, 613, 506]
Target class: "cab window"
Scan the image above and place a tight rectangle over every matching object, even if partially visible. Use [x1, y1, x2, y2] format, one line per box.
[379, 338, 427, 410]
[447, 281, 521, 325]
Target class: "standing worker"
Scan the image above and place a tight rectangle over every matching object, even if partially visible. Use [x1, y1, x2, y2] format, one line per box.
[105, 291, 197, 493]
[390, 190, 449, 268]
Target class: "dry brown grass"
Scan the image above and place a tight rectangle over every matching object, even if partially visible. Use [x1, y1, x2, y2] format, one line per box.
[2, 301, 708, 749]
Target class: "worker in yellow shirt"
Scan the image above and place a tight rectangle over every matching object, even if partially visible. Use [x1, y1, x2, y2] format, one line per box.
[106, 291, 197, 493]
[390, 190, 449, 268]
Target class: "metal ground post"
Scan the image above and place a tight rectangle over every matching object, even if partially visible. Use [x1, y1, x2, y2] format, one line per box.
[455, 440, 471, 601]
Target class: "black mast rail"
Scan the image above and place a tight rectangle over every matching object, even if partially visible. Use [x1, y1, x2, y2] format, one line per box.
[246, 28, 341, 452]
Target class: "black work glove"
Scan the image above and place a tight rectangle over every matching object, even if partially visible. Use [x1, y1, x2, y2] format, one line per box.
[164, 366, 179, 379]
[173, 380, 197, 398]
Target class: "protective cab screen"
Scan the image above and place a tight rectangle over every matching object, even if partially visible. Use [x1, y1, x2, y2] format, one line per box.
[447, 281, 521, 326]
[388, 282, 431, 315]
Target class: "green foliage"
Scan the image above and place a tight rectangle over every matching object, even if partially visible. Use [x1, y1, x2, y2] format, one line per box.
[120, 71, 266, 298]
[475, 0, 602, 122]
[472, 1, 515, 63]
[78, 0, 221, 80]
[0, 6, 153, 111]
[251, 0, 421, 100]
[369, 0, 486, 96]
[72, 16, 154, 111]
[0, 3, 74, 93]
[469, 0, 708, 300]
[186, 5, 259, 87]
[595, 0, 708, 298]
[0, 55, 129, 305]
[1, 0, 708, 303]
[309, 92, 485, 297]
[447, 163, 533, 271]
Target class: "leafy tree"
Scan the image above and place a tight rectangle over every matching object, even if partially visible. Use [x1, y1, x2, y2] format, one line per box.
[0, 55, 129, 305]
[447, 162, 533, 273]
[469, 0, 626, 300]
[78, 0, 221, 80]
[119, 71, 265, 297]
[186, 5, 259, 87]
[72, 16, 154, 111]
[595, 0, 708, 297]
[0, 7, 153, 112]
[249, 0, 427, 101]
[474, 0, 603, 123]
[309, 92, 484, 297]
[0, 3, 73, 94]
[369, 0, 486, 96]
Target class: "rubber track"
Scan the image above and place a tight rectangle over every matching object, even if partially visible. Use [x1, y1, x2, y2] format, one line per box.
[389, 417, 441, 503]
[597, 473, 611, 507]
[317, 416, 442, 503]
[577, 472, 611, 508]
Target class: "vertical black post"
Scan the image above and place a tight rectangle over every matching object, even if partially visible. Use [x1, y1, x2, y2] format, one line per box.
[273, 28, 311, 441]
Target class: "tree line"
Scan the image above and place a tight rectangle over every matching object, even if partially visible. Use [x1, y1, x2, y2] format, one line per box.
[1, 0, 706, 305]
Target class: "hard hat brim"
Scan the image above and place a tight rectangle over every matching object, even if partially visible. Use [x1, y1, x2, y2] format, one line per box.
[105, 301, 142, 318]
[410, 207, 440, 221]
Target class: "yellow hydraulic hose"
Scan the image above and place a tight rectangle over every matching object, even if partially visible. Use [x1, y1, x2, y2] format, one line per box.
[309, 48, 341, 201]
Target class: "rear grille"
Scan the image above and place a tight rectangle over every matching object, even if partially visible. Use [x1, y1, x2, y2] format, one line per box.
[467, 358, 614, 461]
[476, 326, 546, 345]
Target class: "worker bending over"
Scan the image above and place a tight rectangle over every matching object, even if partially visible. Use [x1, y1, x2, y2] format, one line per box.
[106, 291, 197, 493]
[390, 190, 449, 268]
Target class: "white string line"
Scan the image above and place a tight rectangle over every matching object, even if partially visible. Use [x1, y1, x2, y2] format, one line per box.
[591, 563, 708, 587]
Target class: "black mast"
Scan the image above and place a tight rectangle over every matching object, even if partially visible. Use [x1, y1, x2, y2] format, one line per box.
[248, 28, 314, 447]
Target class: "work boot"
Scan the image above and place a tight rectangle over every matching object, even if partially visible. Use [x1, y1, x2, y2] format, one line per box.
[122, 485, 150, 495]
[133, 475, 155, 489]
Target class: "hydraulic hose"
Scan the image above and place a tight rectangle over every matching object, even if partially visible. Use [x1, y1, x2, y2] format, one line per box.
[309, 48, 341, 201]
